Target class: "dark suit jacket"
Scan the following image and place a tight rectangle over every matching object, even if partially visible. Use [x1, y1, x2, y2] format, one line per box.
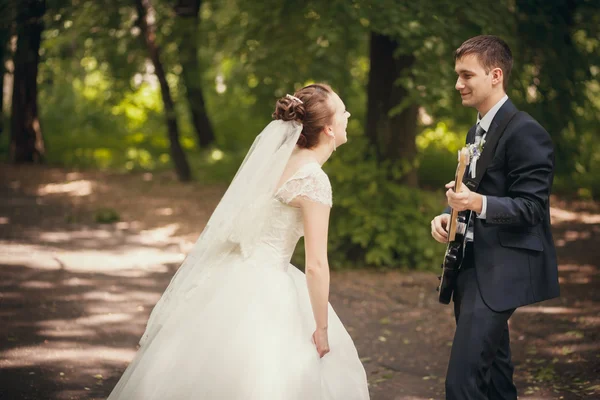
[448, 99, 560, 312]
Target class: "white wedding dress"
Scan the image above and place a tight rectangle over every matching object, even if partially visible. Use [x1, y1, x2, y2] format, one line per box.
[108, 162, 370, 400]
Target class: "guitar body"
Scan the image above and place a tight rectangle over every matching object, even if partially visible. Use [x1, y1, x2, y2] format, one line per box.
[438, 212, 469, 304]
[437, 148, 471, 304]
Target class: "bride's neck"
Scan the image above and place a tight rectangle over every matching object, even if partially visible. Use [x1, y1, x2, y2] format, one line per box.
[298, 142, 333, 166]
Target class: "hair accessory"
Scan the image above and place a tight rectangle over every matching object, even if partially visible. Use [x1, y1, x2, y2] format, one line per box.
[285, 94, 304, 104]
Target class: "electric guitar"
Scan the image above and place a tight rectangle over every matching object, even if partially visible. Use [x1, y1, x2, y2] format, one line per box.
[438, 148, 471, 304]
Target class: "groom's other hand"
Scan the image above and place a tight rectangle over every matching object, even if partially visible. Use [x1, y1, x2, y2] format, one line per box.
[431, 214, 450, 243]
[445, 181, 483, 213]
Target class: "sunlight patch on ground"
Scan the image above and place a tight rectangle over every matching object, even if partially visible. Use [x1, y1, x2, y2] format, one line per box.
[38, 328, 98, 338]
[114, 221, 143, 230]
[62, 277, 102, 287]
[65, 172, 84, 181]
[559, 275, 592, 284]
[155, 207, 173, 216]
[0, 292, 24, 300]
[74, 313, 132, 326]
[33, 224, 188, 248]
[557, 264, 598, 284]
[36, 319, 88, 329]
[0, 243, 68, 270]
[79, 291, 155, 303]
[545, 342, 600, 357]
[38, 230, 115, 242]
[550, 206, 600, 224]
[582, 316, 600, 325]
[20, 280, 56, 289]
[555, 229, 594, 247]
[1, 240, 188, 276]
[546, 331, 587, 343]
[519, 306, 580, 315]
[0, 344, 136, 368]
[32, 313, 149, 346]
[37, 180, 94, 197]
[558, 264, 597, 272]
[136, 223, 182, 245]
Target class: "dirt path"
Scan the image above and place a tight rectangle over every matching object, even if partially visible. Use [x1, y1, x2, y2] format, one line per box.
[1, 164, 598, 400]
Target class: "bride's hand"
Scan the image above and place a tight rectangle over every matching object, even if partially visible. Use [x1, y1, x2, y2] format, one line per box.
[312, 327, 330, 358]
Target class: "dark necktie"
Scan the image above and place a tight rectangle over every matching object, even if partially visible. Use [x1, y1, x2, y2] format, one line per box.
[466, 123, 486, 240]
[469, 123, 486, 178]
[474, 122, 485, 145]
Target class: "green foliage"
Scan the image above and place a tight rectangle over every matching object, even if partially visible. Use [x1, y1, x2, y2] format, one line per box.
[416, 121, 464, 189]
[7, 0, 594, 186]
[512, 0, 600, 177]
[554, 140, 600, 200]
[417, 147, 459, 191]
[2, 0, 600, 276]
[324, 136, 446, 270]
[36, 66, 176, 170]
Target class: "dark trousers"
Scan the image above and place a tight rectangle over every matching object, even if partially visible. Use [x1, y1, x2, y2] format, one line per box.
[445, 243, 518, 400]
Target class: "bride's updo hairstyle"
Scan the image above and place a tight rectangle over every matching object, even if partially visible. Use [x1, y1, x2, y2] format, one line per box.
[272, 83, 335, 149]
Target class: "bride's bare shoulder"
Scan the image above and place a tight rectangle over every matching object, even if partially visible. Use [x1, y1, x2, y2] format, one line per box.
[278, 154, 320, 185]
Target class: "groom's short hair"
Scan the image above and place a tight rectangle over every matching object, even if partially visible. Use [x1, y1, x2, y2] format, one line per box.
[455, 35, 513, 90]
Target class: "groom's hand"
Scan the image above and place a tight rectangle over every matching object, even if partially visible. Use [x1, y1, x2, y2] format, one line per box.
[431, 214, 450, 243]
[445, 181, 483, 213]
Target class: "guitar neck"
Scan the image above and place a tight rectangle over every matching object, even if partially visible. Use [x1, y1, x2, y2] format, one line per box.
[448, 209, 460, 241]
[448, 149, 470, 242]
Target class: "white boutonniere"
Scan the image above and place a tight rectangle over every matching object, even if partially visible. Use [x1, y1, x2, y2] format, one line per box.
[468, 138, 485, 178]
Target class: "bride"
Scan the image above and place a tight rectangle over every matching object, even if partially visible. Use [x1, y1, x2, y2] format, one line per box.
[107, 83, 370, 400]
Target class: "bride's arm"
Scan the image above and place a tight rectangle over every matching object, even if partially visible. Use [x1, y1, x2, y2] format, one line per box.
[298, 197, 331, 331]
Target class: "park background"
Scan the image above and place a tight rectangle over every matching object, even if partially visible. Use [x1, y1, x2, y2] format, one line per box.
[1, 0, 599, 399]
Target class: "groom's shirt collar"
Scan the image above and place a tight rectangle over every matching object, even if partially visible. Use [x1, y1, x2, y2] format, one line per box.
[477, 94, 509, 132]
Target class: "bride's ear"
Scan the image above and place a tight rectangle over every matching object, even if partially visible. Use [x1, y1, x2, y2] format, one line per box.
[322, 126, 335, 139]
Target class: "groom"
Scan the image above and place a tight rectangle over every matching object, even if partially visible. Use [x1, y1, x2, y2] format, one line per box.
[430, 35, 560, 399]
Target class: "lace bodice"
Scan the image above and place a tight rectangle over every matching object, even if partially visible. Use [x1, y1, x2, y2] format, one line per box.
[248, 163, 332, 265]
[275, 163, 333, 207]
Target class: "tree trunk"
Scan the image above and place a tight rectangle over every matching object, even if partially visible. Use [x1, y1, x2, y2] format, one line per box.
[0, 1, 15, 138]
[134, 0, 191, 181]
[365, 32, 419, 187]
[10, 0, 45, 163]
[0, 28, 8, 137]
[174, 0, 215, 148]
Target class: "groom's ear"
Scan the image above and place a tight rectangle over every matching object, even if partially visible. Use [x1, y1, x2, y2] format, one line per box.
[491, 67, 503, 86]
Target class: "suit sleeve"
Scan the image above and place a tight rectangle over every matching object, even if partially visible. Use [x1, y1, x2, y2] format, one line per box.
[485, 120, 554, 227]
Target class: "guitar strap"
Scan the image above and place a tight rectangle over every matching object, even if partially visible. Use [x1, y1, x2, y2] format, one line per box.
[463, 109, 522, 192]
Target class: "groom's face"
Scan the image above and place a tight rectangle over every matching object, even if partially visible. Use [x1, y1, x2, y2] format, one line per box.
[454, 54, 493, 109]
